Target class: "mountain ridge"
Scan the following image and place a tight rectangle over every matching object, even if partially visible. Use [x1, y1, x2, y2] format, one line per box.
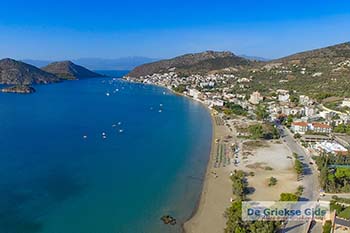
[127, 51, 253, 77]
[0, 58, 60, 85]
[22, 56, 157, 70]
[127, 41, 350, 97]
[42, 61, 103, 80]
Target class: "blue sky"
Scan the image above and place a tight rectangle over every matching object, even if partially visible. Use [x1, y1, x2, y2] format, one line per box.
[0, 0, 349, 60]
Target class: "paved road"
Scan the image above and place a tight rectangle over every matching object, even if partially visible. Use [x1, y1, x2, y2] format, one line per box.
[278, 125, 320, 233]
[279, 125, 320, 201]
[321, 193, 350, 202]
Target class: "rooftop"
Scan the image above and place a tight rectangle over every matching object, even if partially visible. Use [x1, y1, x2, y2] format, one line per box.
[292, 122, 308, 127]
[312, 122, 332, 129]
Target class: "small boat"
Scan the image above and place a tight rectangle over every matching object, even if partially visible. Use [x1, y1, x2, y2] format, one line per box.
[102, 132, 106, 136]
[118, 122, 121, 125]
[106, 92, 110, 96]
[83, 135, 88, 139]
[160, 103, 163, 107]
[158, 110, 162, 113]
[102, 135, 107, 139]
[112, 124, 117, 127]
[119, 129, 123, 133]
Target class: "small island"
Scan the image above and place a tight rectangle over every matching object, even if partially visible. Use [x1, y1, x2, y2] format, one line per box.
[1, 85, 36, 94]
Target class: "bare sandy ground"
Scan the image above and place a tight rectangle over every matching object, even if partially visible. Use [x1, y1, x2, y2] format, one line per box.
[242, 142, 301, 201]
[184, 116, 301, 233]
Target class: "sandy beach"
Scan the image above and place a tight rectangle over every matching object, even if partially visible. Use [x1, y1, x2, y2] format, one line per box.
[184, 115, 301, 233]
[184, 113, 235, 233]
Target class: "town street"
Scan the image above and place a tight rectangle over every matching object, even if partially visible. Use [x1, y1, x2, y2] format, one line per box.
[278, 125, 321, 233]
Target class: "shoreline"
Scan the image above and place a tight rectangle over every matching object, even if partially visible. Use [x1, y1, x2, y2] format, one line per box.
[182, 109, 223, 233]
[123, 79, 228, 233]
[123, 78, 320, 233]
[122, 79, 228, 233]
[178, 106, 216, 233]
[182, 107, 233, 233]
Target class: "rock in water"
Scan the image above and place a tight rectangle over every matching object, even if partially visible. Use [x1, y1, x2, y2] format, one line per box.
[160, 215, 177, 225]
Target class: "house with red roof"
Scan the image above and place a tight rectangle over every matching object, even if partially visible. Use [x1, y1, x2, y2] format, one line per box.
[291, 122, 333, 134]
[291, 122, 309, 134]
[310, 122, 332, 134]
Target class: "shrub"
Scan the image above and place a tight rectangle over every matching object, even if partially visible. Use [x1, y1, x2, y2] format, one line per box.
[268, 177, 278, 186]
[280, 193, 298, 201]
[322, 220, 332, 233]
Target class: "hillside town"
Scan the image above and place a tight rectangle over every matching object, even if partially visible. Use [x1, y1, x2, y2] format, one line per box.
[126, 70, 350, 232]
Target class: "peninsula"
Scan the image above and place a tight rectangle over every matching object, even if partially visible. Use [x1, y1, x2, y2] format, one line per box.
[0, 59, 104, 93]
[0, 58, 60, 85]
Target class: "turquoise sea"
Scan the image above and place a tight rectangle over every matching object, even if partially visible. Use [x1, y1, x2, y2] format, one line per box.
[0, 72, 212, 233]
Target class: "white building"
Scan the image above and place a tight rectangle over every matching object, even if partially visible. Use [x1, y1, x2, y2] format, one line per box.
[212, 99, 224, 107]
[299, 95, 311, 105]
[291, 122, 332, 134]
[278, 93, 290, 102]
[206, 99, 224, 107]
[291, 122, 309, 134]
[310, 123, 332, 134]
[315, 141, 348, 155]
[188, 89, 201, 100]
[341, 98, 350, 108]
[249, 91, 263, 105]
[304, 106, 316, 117]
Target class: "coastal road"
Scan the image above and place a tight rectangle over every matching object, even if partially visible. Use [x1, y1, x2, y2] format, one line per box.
[277, 125, 320, 233]
[278, 125, 320, 201]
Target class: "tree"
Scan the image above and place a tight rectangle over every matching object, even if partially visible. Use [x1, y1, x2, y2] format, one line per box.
[249, 124, 264, 139]
[224, 201, 245, 233]
[294, 159, 303, 175]
[224, 103, 248, 116]
[338, 207, 350, 220]
[335, 168, 350, 179]
[320, 166, 328, 189]
[285, 115, 293, 127]
[280, 193, 299, 202]
[334, 124, 348, 134]
[268, 177, 277, 186]
[172, 84, 186, 93]
[231, 170, 247, 199]
[322, 220, 332, 233]
[290, 95, 299, 104]
[295, 185, 304, 197]
[255, 104, 269, 121]
[262, 124, 280, 139]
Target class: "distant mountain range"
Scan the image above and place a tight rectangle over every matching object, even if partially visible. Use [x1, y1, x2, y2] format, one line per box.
[22, 57, 158, 70]
[239, 55, 270, 61]
[3, 41, 350, 96]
